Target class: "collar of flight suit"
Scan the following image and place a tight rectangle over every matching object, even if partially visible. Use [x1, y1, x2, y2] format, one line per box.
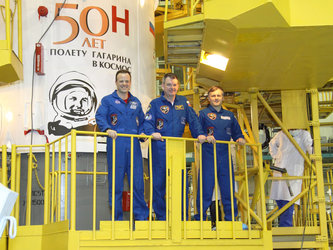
[207, 104, 224, 114]
[160, 92, 180, 106]
[111, 90, 134, 103]
[110, 90, 136, 114]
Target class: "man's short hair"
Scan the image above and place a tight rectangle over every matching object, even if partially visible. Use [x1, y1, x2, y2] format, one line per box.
[162, 73, 178, 84]
[207, 86, 224, 96]
[115, 69, 131, 81]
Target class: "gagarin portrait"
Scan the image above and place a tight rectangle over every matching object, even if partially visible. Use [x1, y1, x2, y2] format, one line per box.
[48, 71, 98, 135]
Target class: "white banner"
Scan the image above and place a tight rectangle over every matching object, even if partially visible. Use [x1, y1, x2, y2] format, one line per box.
[0, 0, 156, 151]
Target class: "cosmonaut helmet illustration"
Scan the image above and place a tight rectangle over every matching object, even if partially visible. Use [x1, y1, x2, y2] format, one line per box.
[49, 71, 97, 121]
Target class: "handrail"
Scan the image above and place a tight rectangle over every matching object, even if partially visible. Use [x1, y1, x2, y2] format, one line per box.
[3, 130, 269, 241]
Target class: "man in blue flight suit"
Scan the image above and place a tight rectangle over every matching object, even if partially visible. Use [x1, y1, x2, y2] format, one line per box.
[144, 73, 206, 220]
[194, 86, 245, 222]
[95, 70, 148, 221]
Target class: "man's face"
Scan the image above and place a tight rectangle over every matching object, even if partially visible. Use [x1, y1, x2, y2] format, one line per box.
[57, 87, 91, 116]
[208, 89, 223, 108]
[162, 77, 179, 99]
[115, 73, 131, 95]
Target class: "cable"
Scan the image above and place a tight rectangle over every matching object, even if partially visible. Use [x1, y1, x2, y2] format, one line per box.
[259, 123, 270, 150]
[30, 0, 67, 144]
[31, 153, 45, 191]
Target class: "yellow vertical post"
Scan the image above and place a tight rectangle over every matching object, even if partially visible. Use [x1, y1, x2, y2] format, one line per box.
[182, 66, 186, 91]
[2, 145, 7, 186]
[308, 88, 329, 246]
[243, 145, 252, 238]
[164, 0, 169, 22]
[93, 134, 97, 239]
[14, 154, 21, 221]
[192, 80, 200, 113]
[58, 141, 62, 222]
[257, 145, 267, 231]
[183, 140, 187, 239]
[44, 144, 50, 224]
[65, 137, 68, 221]
[228, 143, 235, 239]
[167, 138, 185, 243]
[26, 148, 33, 226]
[249, 88, 259, 143]
[199, 143, 203, 239]
[111, 139, 116, 240]
[193, 73, 201, 220]
[11, 146, 17, 219]
[5, 0, 11, 50]
[51, 144, 55, 223]
[17, 0, 22, 60]
[130, 136, 134, 240]
[148, 137, 153, 240]
[249, 89, 260, 214]
[166, 138, 169, 239]
[70, 130, 77, 231]
[213, 144, 219, 238]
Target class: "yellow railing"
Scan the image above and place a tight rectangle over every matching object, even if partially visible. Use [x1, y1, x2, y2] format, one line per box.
[0, 0, 22, 60]
[1, 130, 267, 241]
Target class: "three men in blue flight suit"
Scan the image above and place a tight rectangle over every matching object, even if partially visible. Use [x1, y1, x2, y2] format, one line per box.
[96, 70, 244, 223]
[194, 86, 245, 222]
[144, 73, 206, 220]
[95, 69, 148, 221]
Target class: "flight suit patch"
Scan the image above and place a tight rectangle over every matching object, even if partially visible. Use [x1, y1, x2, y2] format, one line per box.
[207, 113, 216, 120]
[111, 114, 118, 125]
[130, 101, 138, 110]
[160, 105, 169, 114]
[221, 115, 231, 120]
[175, 105, 184, 110]
[156, 119, 164, 130]
[145, 113, 152, 120]
[186, 100, 192, 107]
[207, 127, 214, 135]
[136, 116, 139, 126]
[181, 117, 186, 125]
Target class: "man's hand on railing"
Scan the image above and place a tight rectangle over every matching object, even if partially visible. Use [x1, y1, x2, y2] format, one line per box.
[140, 133, 148, 142]
[152, 132, 163, 141]
[206, 135, 216, 144]
[106, 129, 117, 139]
[197, 135, 206, 144]
[236, 138, 246, 146]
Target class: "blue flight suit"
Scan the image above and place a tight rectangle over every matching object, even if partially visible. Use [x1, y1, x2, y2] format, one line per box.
[144, 94, 204, 220]
[276, 200, 294, 227]
[195, 105, 244, 221]
[95, 91, 148, 220]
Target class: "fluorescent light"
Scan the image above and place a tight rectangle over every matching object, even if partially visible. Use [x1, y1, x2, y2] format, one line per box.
[200, 50, 229, 71]
[140, 0, 145, 7]
[5, 111, 13, 122]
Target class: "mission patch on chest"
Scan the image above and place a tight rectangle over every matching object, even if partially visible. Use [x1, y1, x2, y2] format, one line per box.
[207, 113, 217, 120]
[160, 105, 169, 114]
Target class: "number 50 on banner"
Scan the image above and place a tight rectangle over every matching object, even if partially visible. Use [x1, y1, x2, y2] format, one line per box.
[54, 3, 129, 45]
